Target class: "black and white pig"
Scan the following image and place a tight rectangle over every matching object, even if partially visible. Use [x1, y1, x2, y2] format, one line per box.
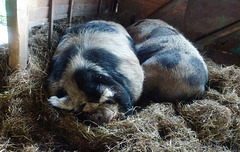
[48, 20, 144, 125]
[127, 19, 208, 103]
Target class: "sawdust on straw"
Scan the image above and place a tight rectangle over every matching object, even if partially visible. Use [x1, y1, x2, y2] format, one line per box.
[0, 18, 240, 151]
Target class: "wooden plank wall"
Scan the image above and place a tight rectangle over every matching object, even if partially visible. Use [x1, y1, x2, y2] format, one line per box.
[118, 0, 171, 26]
[28, 0, 112, 28]
[117, 0, 187, 28]
[184, 0, 240, 40]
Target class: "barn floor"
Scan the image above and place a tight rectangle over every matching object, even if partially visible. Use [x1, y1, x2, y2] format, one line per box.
[0, 18, 240, 151]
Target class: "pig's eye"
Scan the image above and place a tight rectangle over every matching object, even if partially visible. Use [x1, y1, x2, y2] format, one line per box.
[89, 100, 99, 103]
[105, 100, 114, 104]
[78, 103, 86, 111]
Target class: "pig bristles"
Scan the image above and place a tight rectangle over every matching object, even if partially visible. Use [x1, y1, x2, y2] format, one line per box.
[0, 17, 240, 151]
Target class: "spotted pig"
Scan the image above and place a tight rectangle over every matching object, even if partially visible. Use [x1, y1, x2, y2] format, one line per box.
[127, 19, 208, 103]
[48, 20, 144, 125]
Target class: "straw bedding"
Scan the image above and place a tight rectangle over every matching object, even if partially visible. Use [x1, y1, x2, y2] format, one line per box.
[0, 18, 239, 151]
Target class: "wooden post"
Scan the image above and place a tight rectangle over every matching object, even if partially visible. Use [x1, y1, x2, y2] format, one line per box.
[68, 0, 74, 26]
[6, 0, 29, 70]
[48, 0, 54, 49]
[111, 0, 118, 12]
[97, 0, 103, 14]
[148, 0, 187, 18]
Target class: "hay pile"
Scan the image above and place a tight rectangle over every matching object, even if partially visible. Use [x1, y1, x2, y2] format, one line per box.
[1, 19, 240, 151]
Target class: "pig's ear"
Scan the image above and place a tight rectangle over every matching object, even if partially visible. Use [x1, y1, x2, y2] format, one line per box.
[98, 86, 115, 103]
[108, 85, 133, 115]
[98, 84, 133, 115]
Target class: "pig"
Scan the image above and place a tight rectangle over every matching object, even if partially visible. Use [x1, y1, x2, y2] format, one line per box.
[48, 20, 144, 125]
[127, 19, 208, 103]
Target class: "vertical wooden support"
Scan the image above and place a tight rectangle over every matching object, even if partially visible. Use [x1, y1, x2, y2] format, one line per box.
[48, 0, 54, 49]
[6, 0, 29, 70]
[97, 0, 103, 14]
[111, 0, 118, 12]
[68, 0, 74, 26]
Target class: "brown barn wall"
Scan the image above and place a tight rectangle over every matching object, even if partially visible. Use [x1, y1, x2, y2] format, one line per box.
[184, 0, 240, 40]
[118, 0, 171, 26]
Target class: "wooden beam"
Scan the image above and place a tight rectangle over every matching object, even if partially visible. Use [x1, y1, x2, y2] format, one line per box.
[195, 21, 240, 46]
[148, 0, 187, 18]
[48, 0, 54, 49]
[6, 0, 29, 70]
[68, 0, 74, 26]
